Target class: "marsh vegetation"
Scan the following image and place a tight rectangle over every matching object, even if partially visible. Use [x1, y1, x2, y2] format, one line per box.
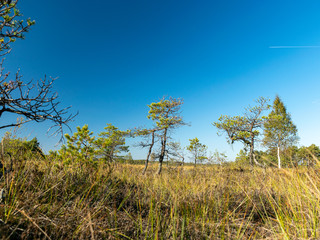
[2, 153, 320, 239]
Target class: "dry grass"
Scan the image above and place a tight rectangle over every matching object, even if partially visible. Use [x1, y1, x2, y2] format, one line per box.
[1, 157, 320, 239]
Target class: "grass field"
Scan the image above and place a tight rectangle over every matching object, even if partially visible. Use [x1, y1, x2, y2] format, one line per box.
[1, 157, 320, 239]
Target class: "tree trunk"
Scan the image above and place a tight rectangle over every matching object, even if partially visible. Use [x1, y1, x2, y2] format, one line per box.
[110, 149, 114, 164]
[182, 156, 184, 166]
[142, 155, 150, 175]
[0, 139, 4, 172]
[142, 131, 155, 175]
[157, 128, 167, 175]
[249, 140, 264, 167]
[253, 151, 264, 168]
[157, 160, 163, 175]
[277, 145, 281, 169]
[249, 142, 254, 166]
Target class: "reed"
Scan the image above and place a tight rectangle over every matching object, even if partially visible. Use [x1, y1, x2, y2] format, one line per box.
[1, 156, 320, 239]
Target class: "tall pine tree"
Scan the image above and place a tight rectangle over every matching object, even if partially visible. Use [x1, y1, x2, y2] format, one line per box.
[263, 95, 298, 168]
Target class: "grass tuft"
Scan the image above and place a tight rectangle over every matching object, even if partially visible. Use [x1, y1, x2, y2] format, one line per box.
[1, 157, 320, 239]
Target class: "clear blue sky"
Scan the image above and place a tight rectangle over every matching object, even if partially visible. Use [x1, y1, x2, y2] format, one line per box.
[3, 0, 320, 160]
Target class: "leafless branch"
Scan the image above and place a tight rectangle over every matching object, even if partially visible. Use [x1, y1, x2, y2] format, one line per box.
[0, 60, 77, 141]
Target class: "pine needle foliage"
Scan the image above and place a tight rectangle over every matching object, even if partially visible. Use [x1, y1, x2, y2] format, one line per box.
[263, 95, 298, 168]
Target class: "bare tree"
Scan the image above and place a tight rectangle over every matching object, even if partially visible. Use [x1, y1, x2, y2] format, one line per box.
[0, 1, 76, 138]
[0, 1, 76, 172]
[0, 62, 76, 138]
[167, 141, 185, 166]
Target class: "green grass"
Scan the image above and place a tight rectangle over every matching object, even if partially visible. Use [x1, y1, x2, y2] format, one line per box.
[1, 156, 320, 239]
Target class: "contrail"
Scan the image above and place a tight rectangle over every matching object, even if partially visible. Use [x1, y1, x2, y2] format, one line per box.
[269, 46, 320, 49]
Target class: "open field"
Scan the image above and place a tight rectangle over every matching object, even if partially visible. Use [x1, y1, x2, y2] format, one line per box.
[1, 158, 320, 239]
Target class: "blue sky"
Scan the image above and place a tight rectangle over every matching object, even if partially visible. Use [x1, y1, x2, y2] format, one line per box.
[3, 0, 320, 160]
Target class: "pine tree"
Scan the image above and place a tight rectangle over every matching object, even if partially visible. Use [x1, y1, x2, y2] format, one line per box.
[213, 97, 269, 167]
[61, 125, 97, 167]
[96, 124, 130, 163]
[147, 97, 186, 174]
[263, 95, 298, 168]
[187, 138, 207, 166]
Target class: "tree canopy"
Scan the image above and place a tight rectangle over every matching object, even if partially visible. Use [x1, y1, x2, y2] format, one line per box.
[263, 95, 298, 168]
[187, 137, 207, 166]
[147, 97, 186, 174]
[96, 123, 130, 163]
[213, 97, 269, 166]
[0, 0, 35, 55]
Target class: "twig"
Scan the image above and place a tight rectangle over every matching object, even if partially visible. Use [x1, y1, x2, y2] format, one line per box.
[88, 211, 95, 240]
[18, 209, 52, 240]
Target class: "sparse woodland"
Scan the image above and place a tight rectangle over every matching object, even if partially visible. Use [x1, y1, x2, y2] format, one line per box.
[2, 1, 320, 239]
